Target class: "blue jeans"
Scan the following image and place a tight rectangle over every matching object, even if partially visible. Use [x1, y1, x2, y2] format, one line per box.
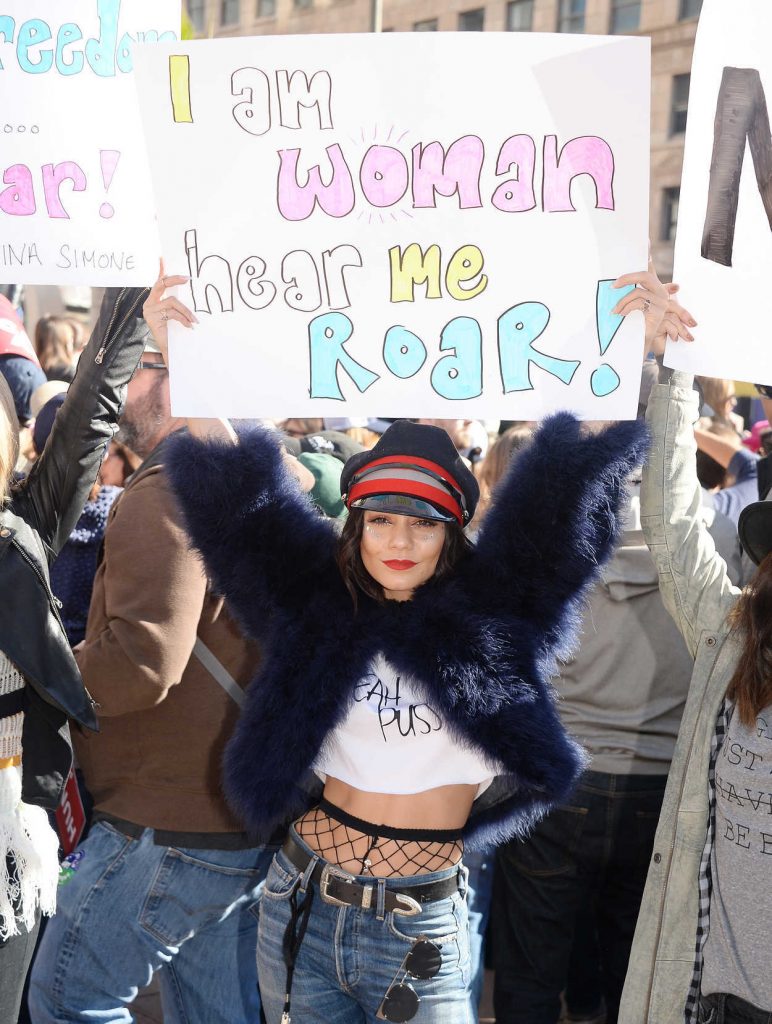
[28, 822, 275, 1023]
[256, 829, 473, 1024]
[464, 850, 493, 1018]
[492, 771, 667, 1024]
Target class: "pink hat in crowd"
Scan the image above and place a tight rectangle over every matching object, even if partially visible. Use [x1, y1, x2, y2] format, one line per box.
[742, 419, 770, 453]
[0, 296, 40, 366]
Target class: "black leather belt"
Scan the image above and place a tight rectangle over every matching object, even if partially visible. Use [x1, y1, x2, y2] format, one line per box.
[281, 834, 461, 917]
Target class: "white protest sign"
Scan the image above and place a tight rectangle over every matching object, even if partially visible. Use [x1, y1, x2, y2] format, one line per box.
[0, 0, 179, 286]
[133, 33, 650, 419]
[669, 0, 772, 383]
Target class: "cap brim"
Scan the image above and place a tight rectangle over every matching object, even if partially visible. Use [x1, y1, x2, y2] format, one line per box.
[738, 500, 772, 566]
[350, 493, 455, 522]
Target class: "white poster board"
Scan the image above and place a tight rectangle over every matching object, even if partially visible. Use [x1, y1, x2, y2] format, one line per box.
[669, 0, 772, 383]
[134, 33, 650, 419]
[0, 0, 179, 286]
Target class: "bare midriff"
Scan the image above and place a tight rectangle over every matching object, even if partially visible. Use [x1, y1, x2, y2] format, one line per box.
[294, 777, 478, 877]
[324, 777, 477, 829]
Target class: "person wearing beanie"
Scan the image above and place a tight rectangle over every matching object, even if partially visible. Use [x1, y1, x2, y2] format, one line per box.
[0, 289, 147, 1022]
[138, 271, 653, 1024]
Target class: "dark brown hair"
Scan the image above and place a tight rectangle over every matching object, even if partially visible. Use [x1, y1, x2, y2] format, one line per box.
[727, 552, 772, 727]
[34, 315, 77, 374]
[477, 424, 533, 523]
[336, 508, 471, 608]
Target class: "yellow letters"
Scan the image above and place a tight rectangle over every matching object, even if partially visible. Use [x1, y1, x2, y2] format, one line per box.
[389, 244, 442, 302]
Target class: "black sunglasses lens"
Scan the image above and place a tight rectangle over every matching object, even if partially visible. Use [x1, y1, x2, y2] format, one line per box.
[380, 982, 419, 1023]
[405, 939, 443, 980]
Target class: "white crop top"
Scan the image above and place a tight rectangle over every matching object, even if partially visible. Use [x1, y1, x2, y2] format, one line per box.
[313, 653, 501, 796]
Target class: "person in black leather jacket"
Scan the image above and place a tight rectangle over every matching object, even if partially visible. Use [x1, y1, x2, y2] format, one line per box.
[0, 287, 147, 1022]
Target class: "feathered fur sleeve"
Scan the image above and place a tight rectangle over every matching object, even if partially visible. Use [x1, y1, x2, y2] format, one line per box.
[166, 427, 338, 634]
[468, 413, 650, 659]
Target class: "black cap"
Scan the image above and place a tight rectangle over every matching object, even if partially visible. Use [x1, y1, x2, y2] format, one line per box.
[340, 420, 479, 525]
[738, 500, 772, 566]
[300, 430, 364, 465]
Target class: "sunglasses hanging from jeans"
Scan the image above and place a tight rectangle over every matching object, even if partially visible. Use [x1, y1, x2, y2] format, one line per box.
[376, 936, 443, 1023]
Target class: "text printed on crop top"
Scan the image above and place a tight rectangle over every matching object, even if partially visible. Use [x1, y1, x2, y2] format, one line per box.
[313, 653, 499, 796]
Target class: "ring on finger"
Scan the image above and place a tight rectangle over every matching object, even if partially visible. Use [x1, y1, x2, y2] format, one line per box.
[160, 310, 169, 322]
[642, 298, 651, 314]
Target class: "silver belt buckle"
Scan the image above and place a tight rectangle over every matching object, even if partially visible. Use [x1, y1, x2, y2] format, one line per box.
[319, 863, 357, 908]
[391, 892, 422, 917]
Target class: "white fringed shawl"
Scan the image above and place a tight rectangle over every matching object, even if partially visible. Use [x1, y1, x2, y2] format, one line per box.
[0, 654, 58, 939]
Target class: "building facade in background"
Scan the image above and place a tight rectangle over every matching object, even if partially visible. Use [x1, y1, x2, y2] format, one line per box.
[187, 0, 703, 278]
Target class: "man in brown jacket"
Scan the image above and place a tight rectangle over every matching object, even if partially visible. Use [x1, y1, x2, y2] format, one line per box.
[30, 327, 284, 1023]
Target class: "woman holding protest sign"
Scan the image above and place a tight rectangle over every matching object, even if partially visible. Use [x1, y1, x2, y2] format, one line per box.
[145, 267, 652, 1024]
[0, 291, 146, 1020]
[613, 271, 772, 1024]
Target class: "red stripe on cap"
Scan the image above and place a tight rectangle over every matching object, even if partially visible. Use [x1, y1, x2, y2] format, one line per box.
[362, 455, 463, 495]
[347, 478, 463, 524]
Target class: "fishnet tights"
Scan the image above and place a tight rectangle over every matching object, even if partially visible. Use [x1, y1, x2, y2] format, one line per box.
[295, 806, 463, 878]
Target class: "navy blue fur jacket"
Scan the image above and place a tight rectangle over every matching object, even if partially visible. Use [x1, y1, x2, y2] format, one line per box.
[168, 416, 649, 851]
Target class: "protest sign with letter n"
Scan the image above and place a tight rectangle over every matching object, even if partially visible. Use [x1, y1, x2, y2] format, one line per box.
[134, 32, 650, 419]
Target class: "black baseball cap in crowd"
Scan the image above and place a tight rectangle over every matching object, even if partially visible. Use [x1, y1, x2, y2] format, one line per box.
[738, 499, 772, 566]
[300, 430, 364, 465]
[340, 420, 479, 526]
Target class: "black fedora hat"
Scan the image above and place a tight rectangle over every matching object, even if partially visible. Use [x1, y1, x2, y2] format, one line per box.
[340, 420, 479, 526]
[738, 500, 772, 566]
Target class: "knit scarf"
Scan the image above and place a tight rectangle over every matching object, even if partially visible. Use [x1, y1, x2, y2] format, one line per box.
[0, 654, 58, 939]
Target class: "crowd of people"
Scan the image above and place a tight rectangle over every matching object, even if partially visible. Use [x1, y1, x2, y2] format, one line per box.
[0, 267, 769, 1024]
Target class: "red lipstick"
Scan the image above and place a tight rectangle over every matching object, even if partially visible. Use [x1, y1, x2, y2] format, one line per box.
[383, 560, 417, 571]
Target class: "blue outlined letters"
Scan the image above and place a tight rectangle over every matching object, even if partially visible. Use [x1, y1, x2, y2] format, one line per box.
[0, 1, 177, 77]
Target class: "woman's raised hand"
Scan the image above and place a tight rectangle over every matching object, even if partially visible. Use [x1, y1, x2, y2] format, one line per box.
[142, 260, 197, 364]
[612, 261, 696, 358]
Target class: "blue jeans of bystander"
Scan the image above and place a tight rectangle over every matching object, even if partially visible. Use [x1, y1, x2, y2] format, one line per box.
[28, 821, 275, 1024]
[464, 849, 493, 1019]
